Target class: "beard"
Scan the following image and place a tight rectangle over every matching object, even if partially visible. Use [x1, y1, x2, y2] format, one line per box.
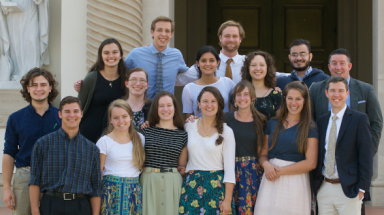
[289, 59, 311, 72]
[221, 42, 240, 53]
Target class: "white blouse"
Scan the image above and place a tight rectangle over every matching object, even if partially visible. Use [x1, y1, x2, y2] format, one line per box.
[96, 133, 145, 178]
[185, 119, 236, 184]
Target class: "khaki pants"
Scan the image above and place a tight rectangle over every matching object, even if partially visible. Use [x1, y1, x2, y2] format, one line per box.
[12, 167, 31, 215]
[317, 180, 361, 215]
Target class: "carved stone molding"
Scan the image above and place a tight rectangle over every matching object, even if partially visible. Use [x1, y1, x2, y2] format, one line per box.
[0, 89, 28, 127]
[86, 0, 143, 70]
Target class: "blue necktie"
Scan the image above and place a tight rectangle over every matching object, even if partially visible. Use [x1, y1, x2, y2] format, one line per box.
[156, 52, 163, 95]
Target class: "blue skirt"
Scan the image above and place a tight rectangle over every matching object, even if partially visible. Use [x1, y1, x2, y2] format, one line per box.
[233, 156, 263, 215]
[101, 175, 142, 215]
[179, 170, 236, 215]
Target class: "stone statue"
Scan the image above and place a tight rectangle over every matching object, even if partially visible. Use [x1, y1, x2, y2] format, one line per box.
[0, 0, 49, 82]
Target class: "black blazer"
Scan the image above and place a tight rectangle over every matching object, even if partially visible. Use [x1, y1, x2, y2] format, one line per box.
[309, 78, 383, 155]
[314, 107, 373, 200]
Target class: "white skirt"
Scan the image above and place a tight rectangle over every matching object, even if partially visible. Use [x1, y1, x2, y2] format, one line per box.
[254, 158, 311, 215]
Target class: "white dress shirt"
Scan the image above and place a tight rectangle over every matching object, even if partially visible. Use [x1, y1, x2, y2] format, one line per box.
[322, 104, 347, 179]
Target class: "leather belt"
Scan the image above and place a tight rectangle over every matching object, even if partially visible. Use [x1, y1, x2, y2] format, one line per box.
[44, 191, 87, 200]
[143, 167, 176, 173]
[325, 178, 340, 184]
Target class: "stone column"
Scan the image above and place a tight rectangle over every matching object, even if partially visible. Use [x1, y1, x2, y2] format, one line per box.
[86, 0, 143, 70]
[371, 0, 384, 207]
[142, 0, 175, 47]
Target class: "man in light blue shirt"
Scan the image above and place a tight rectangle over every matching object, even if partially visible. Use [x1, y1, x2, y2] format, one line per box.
[124, 16, 189, 99]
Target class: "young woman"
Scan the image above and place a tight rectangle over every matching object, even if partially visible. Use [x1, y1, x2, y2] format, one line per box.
[254, 81, 318, 215]
[78, 38, 126, 143]
[241, 51, 282, 120]
[140, 91, 188, 215]
[179, 86, 236, 215]
[124, 67, 152, 132]
[225, 81, 267, 214]
[96, 99, 145, 215]
[182, 46, 235, 118]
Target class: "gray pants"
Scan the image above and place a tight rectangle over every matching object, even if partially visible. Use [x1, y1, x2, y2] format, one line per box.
[12, 167, 31, 215]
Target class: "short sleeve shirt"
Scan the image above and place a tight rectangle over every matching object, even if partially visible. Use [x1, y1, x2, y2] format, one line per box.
[265, 119, 318, 162]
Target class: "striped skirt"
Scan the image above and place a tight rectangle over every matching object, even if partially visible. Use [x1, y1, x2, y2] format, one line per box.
[101, 175, 142, 215]
[179, 170, 236, 215]
[234, 156, 263, 215]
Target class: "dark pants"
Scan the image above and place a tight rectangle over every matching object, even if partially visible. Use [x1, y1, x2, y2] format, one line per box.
[40, 194, 92, 215]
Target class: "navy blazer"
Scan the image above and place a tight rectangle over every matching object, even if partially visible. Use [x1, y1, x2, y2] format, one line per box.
[314, 107, 373, 200]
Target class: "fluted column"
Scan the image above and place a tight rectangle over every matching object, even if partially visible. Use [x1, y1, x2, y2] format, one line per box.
[86, 0, 143, 70]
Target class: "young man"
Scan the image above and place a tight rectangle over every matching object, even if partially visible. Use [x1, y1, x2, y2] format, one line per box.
[124, 16, 190, 99]
[314, 76, 373, 215]
[29, 96, 101, 215]
[2, 68, 61, 215]
[276, 39, 329, 90]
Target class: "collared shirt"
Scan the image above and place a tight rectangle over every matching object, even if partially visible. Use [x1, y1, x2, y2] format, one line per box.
[291, 66, 313, 81]
[29, 128, 101, 197]
[323, 104, 347, 179]
[3, 104, 61, 168]
[328, 76, 351, 111]
[125, 43, 189, 99]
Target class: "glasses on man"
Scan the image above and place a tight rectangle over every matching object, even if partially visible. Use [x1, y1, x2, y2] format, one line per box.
[290, 52, 308, 58]
[128, 79, 147, 84]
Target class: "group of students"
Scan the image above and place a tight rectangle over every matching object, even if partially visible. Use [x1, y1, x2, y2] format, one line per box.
[3, 15, 382, 215]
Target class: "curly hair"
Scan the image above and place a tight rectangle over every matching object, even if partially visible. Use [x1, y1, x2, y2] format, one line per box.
[197, 86, 225, 145]
[241, 51, 276, 88]
[20, 67, 59, 103]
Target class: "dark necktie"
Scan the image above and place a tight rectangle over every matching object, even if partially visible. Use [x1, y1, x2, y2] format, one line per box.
[156, 52, 163, 95]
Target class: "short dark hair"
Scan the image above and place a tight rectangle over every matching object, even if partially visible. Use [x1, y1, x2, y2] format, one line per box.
[328, 48, 351, 64]
[289, 39, 311, 53]
[195, 46, 220, 78]
[59, 96, 82, 112]
[326, 76, 349, 91]
[20, 67, 59, 103]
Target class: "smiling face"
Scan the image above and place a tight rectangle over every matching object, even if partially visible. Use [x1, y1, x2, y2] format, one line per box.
[158, 96, 175, 122]
[151, 21, 173, 51]
[219, 26, 242, 53]
[198, 92, 218, 117]
[59, 102, 83, 130]
[196, 52, 220, 76]
[27, 75, 52, 103]
[328, 54, 352, 80]
[325, 81, 349, 112]
[235, 87, 252, 109]
[110, 107, 131, 132]
[285, 89, 304, 116]
[288, 44, 313, 72]
[102, 43, 121, 68]
[249, 55, 267, 81]
[125, 71, 148, 96]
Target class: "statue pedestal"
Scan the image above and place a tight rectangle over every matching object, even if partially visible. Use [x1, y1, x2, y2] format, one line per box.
[0, 88, 28, 126]
[1, 2, 22, 13]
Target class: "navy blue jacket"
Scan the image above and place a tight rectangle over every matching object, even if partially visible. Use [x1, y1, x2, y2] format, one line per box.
[276, 68, 329, 90]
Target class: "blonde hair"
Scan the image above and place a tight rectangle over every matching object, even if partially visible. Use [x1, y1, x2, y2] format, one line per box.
[151, 16, 174, 33]
[103, 99, 145, 170]
[217, 20, 245, 42]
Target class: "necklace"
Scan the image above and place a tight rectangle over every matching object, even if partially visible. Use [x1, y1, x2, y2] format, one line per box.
[109, 81, 112, 88]
[260, 88, 270, 97]
[284, 119, 299, 128]
[199, 120, 215, 137]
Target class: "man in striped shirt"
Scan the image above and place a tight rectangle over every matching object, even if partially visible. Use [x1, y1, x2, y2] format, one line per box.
[29, 96, 102, 215]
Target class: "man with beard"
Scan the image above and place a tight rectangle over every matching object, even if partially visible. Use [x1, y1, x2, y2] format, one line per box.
[276, 39, 329, 90]
[2, 68, 61, 215]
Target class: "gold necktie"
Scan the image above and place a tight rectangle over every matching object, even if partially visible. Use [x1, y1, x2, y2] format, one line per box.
[225, 59, 233, 79]
[325, 115, 338, 176]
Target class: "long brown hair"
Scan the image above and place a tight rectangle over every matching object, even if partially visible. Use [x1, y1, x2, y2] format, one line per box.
[232, 81, 267, 148]
[147, 91, 184, 130]
[103, 99, 145, 170]
[123, 67, 149, 102]
[241, 51, 276, 88]
[197, 86, 225, 145]
[270, 81, 313, 154]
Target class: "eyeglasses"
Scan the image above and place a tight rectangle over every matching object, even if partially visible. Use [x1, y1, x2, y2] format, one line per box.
[128, 79, 147, 84]
[290, 52, 308, 58]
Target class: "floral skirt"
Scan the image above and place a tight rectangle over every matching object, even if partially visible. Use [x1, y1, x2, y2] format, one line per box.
[233, 156, 263, 215]
[101, 175, 142, 215]
[179, 170, 236, 215]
